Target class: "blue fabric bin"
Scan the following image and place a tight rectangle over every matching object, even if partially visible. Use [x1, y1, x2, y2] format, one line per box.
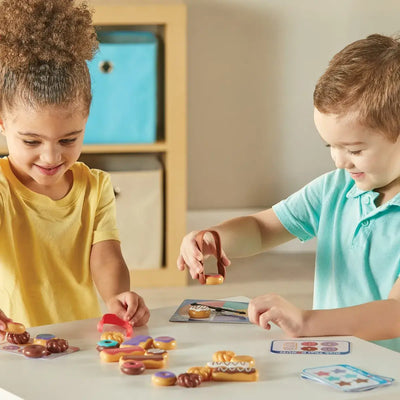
[85, 31, 158, 144]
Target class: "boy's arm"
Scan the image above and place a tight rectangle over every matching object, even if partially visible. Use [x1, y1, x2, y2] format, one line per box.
[90, 240, 149, 326]
[248, 278, 400, 341]
[178, 208, 295, 279]
[211, 208, 295, 257]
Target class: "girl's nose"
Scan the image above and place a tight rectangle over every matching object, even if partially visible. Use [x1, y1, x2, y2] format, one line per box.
[40, 145, 61, 165]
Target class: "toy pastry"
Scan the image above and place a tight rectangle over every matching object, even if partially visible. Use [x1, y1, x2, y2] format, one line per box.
[100, 346, 145, 362]
[207, 361, 258, 382]
[177, 373, 202, 388]
[153, 336, 176, 350]
[33, 333, 56, 346]
[188, 305, 211, 319]
[205, 274, 224, 285]
[97, 313, 133, 338]
[152, 371, 177, 386]
[195, 230, 226, 285]
[6, 331, 30, 345]
[121, 335, 153, 349]
[145, 348, 169, 360]
[187, 366, 212, 382]
[120, 360, 145, 375]
[46, 338, 69, 353]
[231, 355, 255, 367]
[96, 339, 120, 352]
[119, 354, 166, 369]
[212, 350, 236, 362]
[5, 321, 25, 334]
[22, 344, 48, 358]
[100, 331, 124, 344]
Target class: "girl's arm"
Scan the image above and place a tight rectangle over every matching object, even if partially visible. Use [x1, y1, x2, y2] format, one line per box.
[90, 240, 149, 326]
[248, 277, 400, 340]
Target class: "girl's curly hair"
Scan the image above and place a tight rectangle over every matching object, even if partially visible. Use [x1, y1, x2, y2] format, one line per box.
[0, 0, 98, 114]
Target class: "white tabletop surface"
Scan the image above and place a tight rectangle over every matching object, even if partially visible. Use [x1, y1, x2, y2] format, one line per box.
[1, 297, 400, 400]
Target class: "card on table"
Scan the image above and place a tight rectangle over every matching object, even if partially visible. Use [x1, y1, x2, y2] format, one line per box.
[0, 341, 79, 360]
[301, 364, 394, 392]
[270, 339, 350, 355]
[169, 298, 249, 323]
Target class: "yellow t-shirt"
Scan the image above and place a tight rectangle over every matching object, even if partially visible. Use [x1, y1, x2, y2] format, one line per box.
[0, 158, 120, 327]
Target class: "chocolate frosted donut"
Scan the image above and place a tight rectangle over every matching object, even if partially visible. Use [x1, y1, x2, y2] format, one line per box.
[6, 331, 30, 345]
[177, 373, 202, 388]
[22, 344, 47, 358]
[46, 338, 69, 353]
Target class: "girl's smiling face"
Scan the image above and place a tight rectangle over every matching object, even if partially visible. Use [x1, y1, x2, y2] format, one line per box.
[314, 108, 400, 203]
[0, 102, 87, 199]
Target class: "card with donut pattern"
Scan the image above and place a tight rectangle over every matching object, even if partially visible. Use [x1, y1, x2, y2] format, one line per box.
[270, 339, 350, 355]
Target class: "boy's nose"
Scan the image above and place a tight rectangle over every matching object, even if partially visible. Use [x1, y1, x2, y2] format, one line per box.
[331, 149, 353, 170]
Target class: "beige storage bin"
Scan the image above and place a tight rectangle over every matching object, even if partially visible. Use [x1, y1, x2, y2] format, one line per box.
[79, 154, 163, 270]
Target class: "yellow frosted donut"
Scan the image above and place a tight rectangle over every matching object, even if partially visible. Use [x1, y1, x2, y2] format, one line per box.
[212, 350, 235, 362]
[100, 331, 124, 344]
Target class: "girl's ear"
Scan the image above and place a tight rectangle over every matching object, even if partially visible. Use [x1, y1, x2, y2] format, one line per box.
[0, 120, 4, 135]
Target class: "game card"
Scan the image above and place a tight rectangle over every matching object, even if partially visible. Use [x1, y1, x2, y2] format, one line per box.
[301, 364, 394, 392]
[270, 339, 350, 355]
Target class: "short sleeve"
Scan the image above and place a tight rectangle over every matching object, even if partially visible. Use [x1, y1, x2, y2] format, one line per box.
[272, 174, 326, 242]
[92, 172, 120, 244]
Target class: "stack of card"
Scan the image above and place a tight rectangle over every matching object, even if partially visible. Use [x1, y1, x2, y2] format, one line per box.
[301, 364, 394, 392]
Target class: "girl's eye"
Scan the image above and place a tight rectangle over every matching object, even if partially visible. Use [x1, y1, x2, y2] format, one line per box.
[349, 150, 362, 155]
[23, 140, 40, 146]
[59, 138, 77, 145]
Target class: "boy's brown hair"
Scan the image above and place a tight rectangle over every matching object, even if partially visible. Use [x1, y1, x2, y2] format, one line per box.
[314, 34, 400, 142]
[0, 0, 98, 115]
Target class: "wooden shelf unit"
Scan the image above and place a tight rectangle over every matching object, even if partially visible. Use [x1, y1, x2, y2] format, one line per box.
[89, 1, 187, 288]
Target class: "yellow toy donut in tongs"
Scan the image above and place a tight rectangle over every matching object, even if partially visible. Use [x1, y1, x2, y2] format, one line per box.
[195, 230, 226, 285]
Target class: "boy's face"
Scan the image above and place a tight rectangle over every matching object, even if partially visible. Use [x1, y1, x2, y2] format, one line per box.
[314, 108, 400, 200]
[0, 102, 87, 197]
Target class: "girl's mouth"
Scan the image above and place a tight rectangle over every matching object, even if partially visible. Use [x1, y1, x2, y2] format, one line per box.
[35, 164, 62, 176]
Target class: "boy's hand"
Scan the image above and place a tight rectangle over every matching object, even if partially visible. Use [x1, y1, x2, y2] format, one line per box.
[106, 292, 150, 327]
[177, 230, 230, 280]
[0, 309, 12, 341]
[247, 294, 306, 337]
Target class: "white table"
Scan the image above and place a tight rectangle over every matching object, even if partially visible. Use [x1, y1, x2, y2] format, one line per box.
[1, 297, 400, 399]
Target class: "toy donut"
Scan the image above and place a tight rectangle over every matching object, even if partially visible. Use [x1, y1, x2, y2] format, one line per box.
[96, 339, 120, 352]
[153, 336, 176, 350]
[195, 230, 226, 285]
[119, 354, 166, 369]
[187, 366, 212, 382]
[145, 348, 169, 360]
[22, 344, 48, 358]
[152, 371, 177, 386]
[100, 331, 125, 344]
[100, 346, 145, 363]
[6, 331, 30, 345]
[120, 360, 145, 375]
[5, 321, 25, 335]
[121, 335, 153, 349]
[33, 334, 56, 347]
[231, 355, 255, 367]
[177, 373, 202, 388]
[212, 350, 236, 362]
[188, 305, 211, 319]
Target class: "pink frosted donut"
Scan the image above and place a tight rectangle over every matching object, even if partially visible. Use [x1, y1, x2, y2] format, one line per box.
[120, 360, 145, 375]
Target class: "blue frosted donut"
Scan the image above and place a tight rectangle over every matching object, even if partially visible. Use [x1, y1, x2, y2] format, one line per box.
[96, 339, 120, 352]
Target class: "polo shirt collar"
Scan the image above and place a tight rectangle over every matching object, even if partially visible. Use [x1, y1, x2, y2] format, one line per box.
[346, 183, 400, 206]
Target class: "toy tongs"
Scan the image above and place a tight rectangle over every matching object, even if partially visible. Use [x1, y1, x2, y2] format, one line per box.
[195, 230, 226, 285]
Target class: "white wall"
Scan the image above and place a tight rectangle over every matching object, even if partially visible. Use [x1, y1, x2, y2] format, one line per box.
[184, 0, 400, 209]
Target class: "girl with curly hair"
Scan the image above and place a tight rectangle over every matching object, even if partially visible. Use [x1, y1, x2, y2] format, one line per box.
[0, 0, 150, 333]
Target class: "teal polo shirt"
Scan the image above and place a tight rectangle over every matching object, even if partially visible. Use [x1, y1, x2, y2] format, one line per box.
[273, 168, 400, 351]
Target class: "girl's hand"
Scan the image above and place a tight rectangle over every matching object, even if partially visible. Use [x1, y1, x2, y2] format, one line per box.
[247, 294, 306, 337]
[106, 292, 150, 327]
[0, 309, 12, 341]
[176, 230, 230, 280]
